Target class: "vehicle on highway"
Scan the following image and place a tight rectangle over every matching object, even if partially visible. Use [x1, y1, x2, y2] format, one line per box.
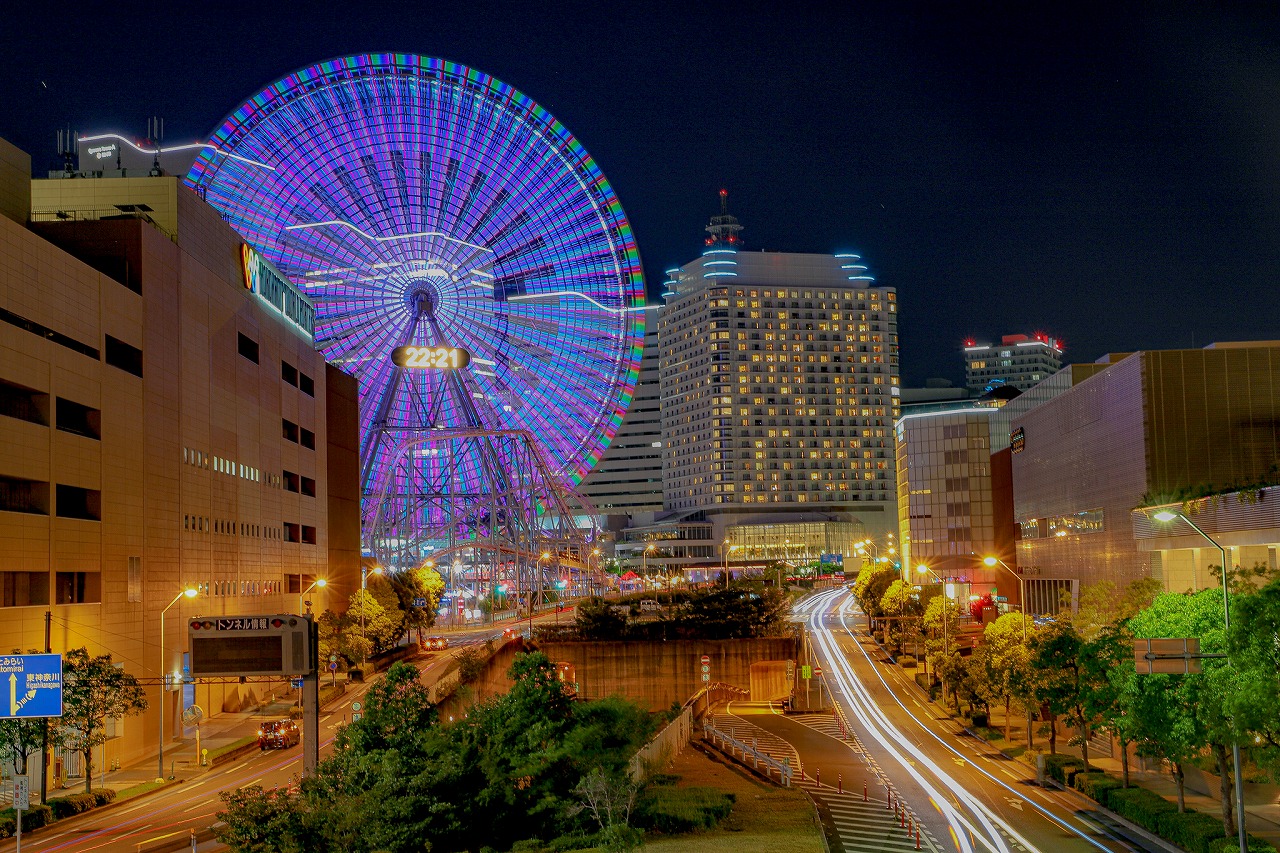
[426, 636, 449, 650]
[258, 719, 300, 750]
[639, 599, 661, 613]
[501, 626, 523, 639]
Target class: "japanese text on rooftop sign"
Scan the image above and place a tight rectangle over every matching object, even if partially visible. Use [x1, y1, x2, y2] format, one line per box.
[215, 617, 272, 631]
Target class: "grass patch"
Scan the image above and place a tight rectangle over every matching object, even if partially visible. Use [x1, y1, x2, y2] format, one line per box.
[117, 779, 172, 801]
[639, 747, 823, 853]
[972, 726, 1004, 742]
[206, 735, 258, 763]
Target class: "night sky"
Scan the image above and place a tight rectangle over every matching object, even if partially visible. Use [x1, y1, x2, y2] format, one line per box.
[4, 2, 1279, 385]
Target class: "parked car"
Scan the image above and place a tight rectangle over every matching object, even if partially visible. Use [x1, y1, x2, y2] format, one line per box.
[258, 719, 300, 750]
[426, 636, 449, 650]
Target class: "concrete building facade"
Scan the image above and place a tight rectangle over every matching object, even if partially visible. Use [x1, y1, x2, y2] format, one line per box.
[964, 333, 1063, 394]
[0, 138, 359, 777]
[1010, 342, 1280, 596]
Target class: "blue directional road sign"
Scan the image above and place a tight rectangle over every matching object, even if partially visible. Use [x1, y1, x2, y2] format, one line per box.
[0, 654, 63, 719]
[412, 597, 428, 608]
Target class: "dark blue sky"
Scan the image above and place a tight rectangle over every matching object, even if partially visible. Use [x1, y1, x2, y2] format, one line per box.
[4, 1, 1279, 385]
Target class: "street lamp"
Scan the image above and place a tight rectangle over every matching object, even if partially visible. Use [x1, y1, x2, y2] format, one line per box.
[1152, 508, 1247, 853]
[360, 566, 382, 665]
[722, 539, 739, 590]
[158, 587, 198, 781]
[916, 565, 951, 656]
[299, 578, 327, 615]
[591, 548, 601, 596]
[982, 556, 1028, 639]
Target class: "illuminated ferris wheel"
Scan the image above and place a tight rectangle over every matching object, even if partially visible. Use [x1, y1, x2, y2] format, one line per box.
[187, 53, 645, 572]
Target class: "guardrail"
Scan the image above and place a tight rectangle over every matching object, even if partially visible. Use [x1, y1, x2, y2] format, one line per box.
[682, 681, 749, 719]
[703, 720, 794, 787]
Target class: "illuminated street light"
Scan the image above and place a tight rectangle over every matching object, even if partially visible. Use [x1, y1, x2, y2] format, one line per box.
[982, 556, 1028, 637]
[159, 587, 198, 781]
[360, 566, 383, 665]
[1151, 507, 1246, 853]
[722, 539, 739, 590]
[299, 578, 327, 616]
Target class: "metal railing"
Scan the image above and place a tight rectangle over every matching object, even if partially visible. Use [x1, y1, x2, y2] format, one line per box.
[703, 720, 794, 787]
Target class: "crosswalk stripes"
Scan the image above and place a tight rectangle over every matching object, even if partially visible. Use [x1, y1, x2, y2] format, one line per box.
[797, 777, 941, 853]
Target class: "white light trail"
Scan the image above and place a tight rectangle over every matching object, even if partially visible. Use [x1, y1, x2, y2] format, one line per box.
[77, 133, 275, 170]
[506, 291, 656, 314]
[285, 220, 495, 253]
[811, 589, 1122, 853]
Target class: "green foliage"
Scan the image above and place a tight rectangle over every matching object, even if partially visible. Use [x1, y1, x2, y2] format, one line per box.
[635, 786, 734, 833]
[455, 646, 487, 684]
[388, 563, 445, 641]
[217, 653, 653, 853]
[59, 647, 148, 792]
[851, 567, 897, 618]
[574, 596, 628, 639]
[47, 789, 114, 819]
[1107, 785, 1178, 827]
[1043, 753, 1085, 785]
[1073, 770, 1122, 803]
[1206, 838, 1277, 853]
[0, 803, 52, 836]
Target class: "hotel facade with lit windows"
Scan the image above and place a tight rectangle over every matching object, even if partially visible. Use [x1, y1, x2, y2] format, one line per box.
[657, 224, 900, 561]
[0, 138, 359, 778]
[963, 333, 1063, 394]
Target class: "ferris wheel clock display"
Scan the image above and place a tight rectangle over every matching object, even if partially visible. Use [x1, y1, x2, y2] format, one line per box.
[186, 54, 646, 523]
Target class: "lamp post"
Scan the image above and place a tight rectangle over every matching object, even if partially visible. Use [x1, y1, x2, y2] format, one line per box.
[982, 556, 1028, 636]
[1153, 508, 1247, 853]
[535, 552, 551, 633]
[591, 548, 601, 597]
[722, 539, 738, 590]
[299, 578, 327, 616]
[915, 565, 951, 657]
[360, 566, 382, 665]
[158, 588, 197, 781]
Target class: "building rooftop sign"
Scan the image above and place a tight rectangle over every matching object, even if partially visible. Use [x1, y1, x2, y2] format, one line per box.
[241, 245, 315, 341]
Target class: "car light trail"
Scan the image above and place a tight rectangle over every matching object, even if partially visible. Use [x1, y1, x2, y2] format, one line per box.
[805, 590, 1006, 853]
[807, 587, 1129, 853]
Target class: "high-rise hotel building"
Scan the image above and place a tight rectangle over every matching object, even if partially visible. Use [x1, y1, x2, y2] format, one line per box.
[657, 198, 899, 544]
[964, 333, 1063, 394]
[0, 137, 359, 777]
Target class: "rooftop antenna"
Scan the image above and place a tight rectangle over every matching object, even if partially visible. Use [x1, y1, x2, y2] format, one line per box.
[704, 188, 743, 248]
[146, 116, 165, 176]
[55, 127, 76, 176]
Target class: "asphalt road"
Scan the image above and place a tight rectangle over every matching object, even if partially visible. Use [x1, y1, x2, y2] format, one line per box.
[797, 589, 1171, 853]
[0, 621, 523, 853]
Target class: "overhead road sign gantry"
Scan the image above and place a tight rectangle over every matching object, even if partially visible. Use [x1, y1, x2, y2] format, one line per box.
[0, 654, 63, 719]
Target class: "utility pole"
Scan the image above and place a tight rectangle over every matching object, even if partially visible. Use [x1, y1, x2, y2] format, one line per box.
[40, 610, 50, 804]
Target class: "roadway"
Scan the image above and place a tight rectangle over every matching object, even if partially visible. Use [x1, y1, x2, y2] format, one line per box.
[796, 588, 1169, 853]
[0, 618, 531, 853]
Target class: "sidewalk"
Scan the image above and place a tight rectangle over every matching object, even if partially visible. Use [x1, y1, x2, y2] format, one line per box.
[868, 625, 1280, 849]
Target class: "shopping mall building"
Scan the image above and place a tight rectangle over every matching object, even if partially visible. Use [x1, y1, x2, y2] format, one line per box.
[0, 137, 359, 779]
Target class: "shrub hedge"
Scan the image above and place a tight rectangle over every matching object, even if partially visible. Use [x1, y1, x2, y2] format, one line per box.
[1043, 753, 1086, 786]
[636, 786, 735, 834]
[0, 803, 53, 837]
[1068, 768, 1277, 853]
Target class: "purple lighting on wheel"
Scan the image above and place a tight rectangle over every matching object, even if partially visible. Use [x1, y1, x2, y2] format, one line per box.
[186, 53, 645, 499]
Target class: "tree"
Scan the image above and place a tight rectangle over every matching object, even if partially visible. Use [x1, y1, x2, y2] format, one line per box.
[921, 593, 959, 691]
[1030, 621, 1118, 767]
[852, 566, 897, 631]
[978, 613, 1034, 741]
[571, 768, 642, 852]
[1127, 589, 1230, 823]
[575, 596, 628, 639]
[879, 579, 921, 655]
[388, 563, 446, 644]
[347, 584, 401, 658]
[0, 718, 45, 779]
[317, 608, 367, 667]
[59, 648, 147, 792]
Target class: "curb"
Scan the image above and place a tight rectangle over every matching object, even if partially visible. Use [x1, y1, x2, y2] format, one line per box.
[2, 780, 182, 844]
